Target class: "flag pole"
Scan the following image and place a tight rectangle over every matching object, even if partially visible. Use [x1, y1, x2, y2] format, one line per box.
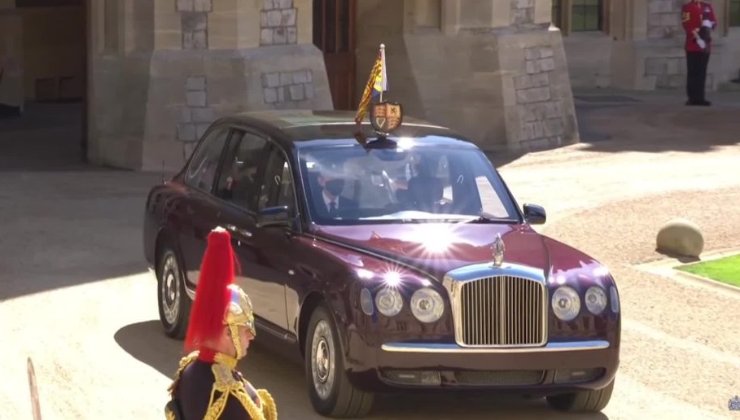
[379, 43, 385, 103]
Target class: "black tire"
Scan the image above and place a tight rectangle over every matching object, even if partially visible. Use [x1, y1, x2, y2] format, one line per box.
[546, 378, 615, 413]
[156, 244, 192, 339]
[304, 305, 374, 418]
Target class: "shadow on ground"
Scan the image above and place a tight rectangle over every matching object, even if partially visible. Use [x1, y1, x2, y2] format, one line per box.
[572, 92, 740, 155]
[115, 320, 609, 420]
[0, 164, 162, 301]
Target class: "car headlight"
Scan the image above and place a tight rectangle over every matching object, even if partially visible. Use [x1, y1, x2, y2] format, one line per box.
[585, 286, 607, 315]
[375, 287, 403, 317]
[410, 288, 444, 323]
[551, 286, 581, 321]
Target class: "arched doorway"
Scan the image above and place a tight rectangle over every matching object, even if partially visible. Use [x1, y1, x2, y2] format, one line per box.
[313, 0, 356, 110]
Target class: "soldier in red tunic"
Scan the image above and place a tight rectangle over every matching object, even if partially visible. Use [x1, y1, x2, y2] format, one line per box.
[682, 0, 717, 106]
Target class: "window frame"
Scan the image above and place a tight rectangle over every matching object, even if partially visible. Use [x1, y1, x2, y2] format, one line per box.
[182, 125, 232, 194]
[257, 142, 298, 215]
[214, 128, 271, 214]
[551, 0, 609, 35]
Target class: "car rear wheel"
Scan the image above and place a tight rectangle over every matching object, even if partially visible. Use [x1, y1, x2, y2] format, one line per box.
[305, 305, 374, 418]
[546, 378, 615, 412]
[157, 245, 191, 339]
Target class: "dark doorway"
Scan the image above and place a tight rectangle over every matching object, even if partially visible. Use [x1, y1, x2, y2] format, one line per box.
[0, 0, 87, 170]
[313, 0, 356, 110]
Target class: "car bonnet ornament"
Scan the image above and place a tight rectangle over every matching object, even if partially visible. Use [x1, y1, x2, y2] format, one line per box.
[492, 233, 505, 267]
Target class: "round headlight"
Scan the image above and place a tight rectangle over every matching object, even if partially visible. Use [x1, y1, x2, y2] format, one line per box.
[410, 288, 445, 323]
[551, 286, 581, 321]
[585, 286, 607, 315]
[375, 287, 403, 317]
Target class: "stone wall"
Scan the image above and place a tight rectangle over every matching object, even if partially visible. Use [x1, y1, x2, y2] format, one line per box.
[261, 68, 314, 106]
[260, 0, 298, 45]
[89, 0, 332, 171]
[514, 45, 566, 150]
[511, 0, 535, 26]
[356, 0, 578, 154]
[647, 0, 683, 39]
[137, 45, 332, 170]
[177, 0, 212, 49]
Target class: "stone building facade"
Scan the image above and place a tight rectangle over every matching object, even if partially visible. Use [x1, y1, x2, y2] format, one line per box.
[556, 0, 740, 90]
[1, 1, 737, 171]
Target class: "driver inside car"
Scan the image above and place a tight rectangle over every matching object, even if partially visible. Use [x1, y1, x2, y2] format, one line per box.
[314, 159, 357, 218]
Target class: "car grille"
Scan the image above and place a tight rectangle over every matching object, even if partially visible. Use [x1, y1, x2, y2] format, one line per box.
[459, 276, 546, 346]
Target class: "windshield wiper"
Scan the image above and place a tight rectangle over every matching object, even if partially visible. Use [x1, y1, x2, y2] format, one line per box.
[458, 214, 515, 224]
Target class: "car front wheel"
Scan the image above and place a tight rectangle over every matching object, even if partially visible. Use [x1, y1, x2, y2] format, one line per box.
[305, 305, 374, 418]
[546, 378, 615, 412]
[157, 245, 191, 339]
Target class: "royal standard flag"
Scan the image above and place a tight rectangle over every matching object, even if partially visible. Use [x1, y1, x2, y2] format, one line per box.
[354, 44, 387, 124]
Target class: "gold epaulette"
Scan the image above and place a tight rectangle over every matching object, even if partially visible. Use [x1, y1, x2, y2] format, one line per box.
[167, 351, 200, 395]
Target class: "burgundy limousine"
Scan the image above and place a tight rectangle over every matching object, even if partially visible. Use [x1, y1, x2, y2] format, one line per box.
[143, 109, 620, 418]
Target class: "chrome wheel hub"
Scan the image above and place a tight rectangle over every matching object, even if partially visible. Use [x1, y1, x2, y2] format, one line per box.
[311, 320, 335, 399]
[161, 254, 180, 325]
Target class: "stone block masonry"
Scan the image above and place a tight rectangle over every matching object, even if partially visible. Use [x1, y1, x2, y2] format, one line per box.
[511, 0, 534, 26]
[178, 0, 213, 49]
[261, 0, 298, 46]
[178, 76, 216, 160]
[514, 45, 564, 151]
[647, 0, 683, 39]
[261, 69, 314, 105]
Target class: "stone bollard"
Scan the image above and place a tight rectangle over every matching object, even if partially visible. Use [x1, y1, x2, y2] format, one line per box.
[656, 218, 704, 258]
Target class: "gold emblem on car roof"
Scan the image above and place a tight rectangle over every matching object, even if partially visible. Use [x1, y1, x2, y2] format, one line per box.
[370, 101, 403, 135]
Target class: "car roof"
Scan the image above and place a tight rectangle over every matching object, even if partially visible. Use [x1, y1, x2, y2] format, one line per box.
[217, 110, 479, 150]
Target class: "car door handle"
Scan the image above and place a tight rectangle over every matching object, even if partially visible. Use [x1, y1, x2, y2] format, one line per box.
[224, 224, 253, 239]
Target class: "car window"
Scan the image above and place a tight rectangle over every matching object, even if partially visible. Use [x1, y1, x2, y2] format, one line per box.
[184, 126, 229, 192]
[258, 144, 295, 212]
[215, 130, 268, 212]
[297, 138, 519, 225]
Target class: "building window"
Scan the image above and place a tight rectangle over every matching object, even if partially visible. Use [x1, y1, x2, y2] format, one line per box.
[731, 0, 740, 27]
[551, 0, 605, 33]
[571, 0, 602, 32]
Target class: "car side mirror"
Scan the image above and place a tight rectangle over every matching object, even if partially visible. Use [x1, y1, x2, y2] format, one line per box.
[257, 205, 296, 231]
[523, 203, 546, 225]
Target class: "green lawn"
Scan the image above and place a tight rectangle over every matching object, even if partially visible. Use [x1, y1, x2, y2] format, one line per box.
[676, 254, 740, 287]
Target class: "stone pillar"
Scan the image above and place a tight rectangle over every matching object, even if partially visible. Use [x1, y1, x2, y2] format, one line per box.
[611, 0, 730, 91]
[89, 0, 332, 171]
[357, 0, 578, 153]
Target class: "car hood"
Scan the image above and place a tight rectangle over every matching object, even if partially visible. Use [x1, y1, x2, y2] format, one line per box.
[314, 223, 606, 285]
[312, 223, 605, 282]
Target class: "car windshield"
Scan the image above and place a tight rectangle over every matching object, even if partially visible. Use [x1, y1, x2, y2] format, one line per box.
[297, 136, 521, 225]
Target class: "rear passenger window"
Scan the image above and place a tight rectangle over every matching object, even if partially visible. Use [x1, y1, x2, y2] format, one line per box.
[215, 131, 268, 212]
[184, 127, 229, 192]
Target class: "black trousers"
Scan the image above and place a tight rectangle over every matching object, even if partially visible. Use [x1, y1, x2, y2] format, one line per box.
[686, 51, 710, 103]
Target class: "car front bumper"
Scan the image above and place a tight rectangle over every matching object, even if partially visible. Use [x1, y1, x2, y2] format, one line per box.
[347, 339, 619, 393]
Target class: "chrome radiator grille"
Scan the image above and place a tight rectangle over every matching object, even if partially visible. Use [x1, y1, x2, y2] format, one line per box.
[458, 276, 546, 346]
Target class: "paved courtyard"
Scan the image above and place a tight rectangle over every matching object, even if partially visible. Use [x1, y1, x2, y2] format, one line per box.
[0, 89, 739, 419]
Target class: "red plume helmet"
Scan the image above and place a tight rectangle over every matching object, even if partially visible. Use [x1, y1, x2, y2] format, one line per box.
[183, 227, 235, 358]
